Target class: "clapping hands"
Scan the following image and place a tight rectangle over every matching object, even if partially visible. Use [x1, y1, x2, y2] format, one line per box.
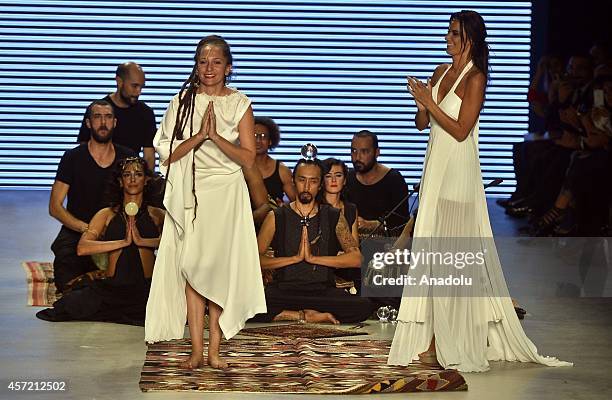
[407, 76, 433, 110]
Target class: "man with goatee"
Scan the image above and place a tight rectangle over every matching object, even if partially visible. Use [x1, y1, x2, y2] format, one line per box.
[49, 100, 135, 292]
[254, 158, 374, 324]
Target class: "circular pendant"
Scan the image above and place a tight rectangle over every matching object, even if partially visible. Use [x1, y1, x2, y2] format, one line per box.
[124, 201, 139, 216]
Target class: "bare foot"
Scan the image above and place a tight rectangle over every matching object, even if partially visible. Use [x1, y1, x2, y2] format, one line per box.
[304, 309, 340, 324]
[207, 354, 228, 370]
[179, 354, 204, 369]
[418, 350, 440, 366]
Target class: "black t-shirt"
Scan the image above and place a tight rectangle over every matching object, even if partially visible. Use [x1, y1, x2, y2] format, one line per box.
[55, 144, 135, 224]
[77, 94, 156, 154]
[345, 168, 409, 234]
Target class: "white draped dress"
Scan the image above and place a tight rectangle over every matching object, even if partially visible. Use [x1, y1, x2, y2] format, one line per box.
[388, 62, 572, 372]
[145, 89, 266, 342]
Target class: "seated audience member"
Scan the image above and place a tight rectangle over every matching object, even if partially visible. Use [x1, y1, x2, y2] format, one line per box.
[527, 54, 565, 134]
[49, 100, 135, 292]
[345, 130, 409, 236]
[530, 76, 611, 236]
[37, 157, 164, 325]
[501, 55, 595, 219]
[254, 116, 297, 204]
[254, 158, 375, 324]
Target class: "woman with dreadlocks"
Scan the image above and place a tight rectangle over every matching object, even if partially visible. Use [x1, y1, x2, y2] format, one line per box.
[145, 35, 266, 369]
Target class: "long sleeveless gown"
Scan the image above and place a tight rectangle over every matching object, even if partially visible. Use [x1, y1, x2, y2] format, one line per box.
[387, 61, 572, 372]
[145, 89, 266, 342]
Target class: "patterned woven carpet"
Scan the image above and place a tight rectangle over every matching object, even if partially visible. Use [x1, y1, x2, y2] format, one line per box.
[140, 338, 467, 394]
[22, 261, 59, 306]
[239, 323, 369, 339]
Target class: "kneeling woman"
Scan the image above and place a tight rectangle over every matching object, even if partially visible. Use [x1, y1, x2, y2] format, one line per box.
[37, 157, 165, 325]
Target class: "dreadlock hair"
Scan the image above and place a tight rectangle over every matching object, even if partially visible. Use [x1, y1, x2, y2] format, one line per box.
[104, 157, 153, 213]
[165, 35, 234, 222]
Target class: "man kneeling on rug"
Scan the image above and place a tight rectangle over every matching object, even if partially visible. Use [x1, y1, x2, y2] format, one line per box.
[37, 157, 164, 325]
[253, 157, 375, 324]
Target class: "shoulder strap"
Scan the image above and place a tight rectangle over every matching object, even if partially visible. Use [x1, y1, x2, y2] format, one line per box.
[436, 64, 452, 87]
[450, 60, 474, 92]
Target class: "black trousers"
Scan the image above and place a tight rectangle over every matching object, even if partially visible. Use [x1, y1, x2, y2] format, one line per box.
[51, 226, 97, 292]
[567, 150, 612, 235]
[250, 286, 375, 323]
[525, 142, 573, 215]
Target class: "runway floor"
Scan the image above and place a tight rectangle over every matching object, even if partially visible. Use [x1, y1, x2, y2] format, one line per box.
[0, 189, 610, 399]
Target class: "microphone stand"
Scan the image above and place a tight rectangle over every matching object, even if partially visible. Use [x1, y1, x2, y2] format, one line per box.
[363, 185, 417, 241]
[361, 178, 504, 243]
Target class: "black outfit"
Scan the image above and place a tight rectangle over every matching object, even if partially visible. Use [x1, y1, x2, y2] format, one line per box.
[331, 202, 361, 287]
[38, 208, 157, 325]
[252, 204, 374, 323]
[342, 201, 358, 229]
[77, 95, 156, 154]
[566, 149, 612, 235]
[263, 160, 285, 201]
[51, 143, 135, 292]
[345, 168, 409, 235]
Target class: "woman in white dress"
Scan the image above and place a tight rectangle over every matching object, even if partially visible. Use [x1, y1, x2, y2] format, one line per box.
[388, 11, 571, 372]
[144, 35, 266, 369]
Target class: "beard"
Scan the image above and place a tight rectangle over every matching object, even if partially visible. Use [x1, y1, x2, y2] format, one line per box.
[298, 191, 314, 204]
[119, 88, 138, 105]
[353, 159, 375, 173]
[91, 126, 113, 143]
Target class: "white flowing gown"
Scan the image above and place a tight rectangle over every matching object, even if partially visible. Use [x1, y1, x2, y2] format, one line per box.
[145, 89, 266, 342]
[388, 62, 572, 372]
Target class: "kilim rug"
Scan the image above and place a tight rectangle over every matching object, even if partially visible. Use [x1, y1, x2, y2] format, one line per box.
[140, 338, 467, 393]
[21, 261, 60, 306]
[239, 323, 369, 339]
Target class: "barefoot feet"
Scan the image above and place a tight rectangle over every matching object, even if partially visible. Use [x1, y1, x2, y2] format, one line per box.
[208, 354, 228, 369]
[179, 353, 205, 369]
[304, 309, 340, 324]
[418, 350, 440, 367]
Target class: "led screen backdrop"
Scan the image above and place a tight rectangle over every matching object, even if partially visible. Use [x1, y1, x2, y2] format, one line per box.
[0, 0, 532, 193]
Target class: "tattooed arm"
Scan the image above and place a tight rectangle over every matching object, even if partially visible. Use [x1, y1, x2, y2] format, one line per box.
[304, 213, 362, 268]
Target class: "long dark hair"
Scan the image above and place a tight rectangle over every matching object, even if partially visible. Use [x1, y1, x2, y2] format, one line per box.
[450, 10, 490, 87]
[165, 35, 233, 221]
[321, 157, 349, 202]
[105, 157, 154, 214]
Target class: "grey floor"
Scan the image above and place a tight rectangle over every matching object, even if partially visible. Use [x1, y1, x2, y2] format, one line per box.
[0, 189, 611, 400]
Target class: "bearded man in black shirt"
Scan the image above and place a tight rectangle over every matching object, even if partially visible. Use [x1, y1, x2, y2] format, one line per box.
[77, 62, 156, 172]
[346, 130, 410, 236]
[50, 100, 135, 292]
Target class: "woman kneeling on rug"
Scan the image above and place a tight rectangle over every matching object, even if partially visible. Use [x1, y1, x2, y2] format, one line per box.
[36, 157, 165, 325]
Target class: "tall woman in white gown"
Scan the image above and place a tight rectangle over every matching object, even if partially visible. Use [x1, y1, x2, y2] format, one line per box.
[388, 11, 571, 372]
[144, 35, 266, 369]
